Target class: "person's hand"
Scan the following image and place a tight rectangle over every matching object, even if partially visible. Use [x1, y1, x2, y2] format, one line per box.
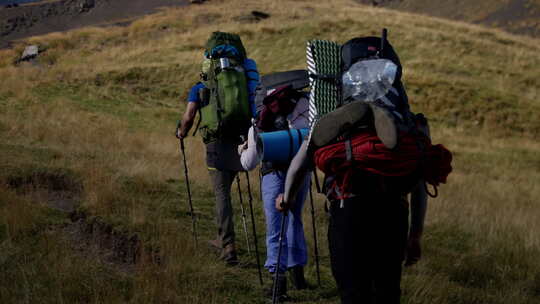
[405, 235, 422, 267]
[176, 121, 187, 139]
[275, 193, 290, 212]
[176, 128, 182, 139]
[237, 141, 248, 155]
[175, 121, 182, 139]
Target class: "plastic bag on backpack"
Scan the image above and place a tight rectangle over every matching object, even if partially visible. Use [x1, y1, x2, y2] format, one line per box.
[342, 59, 398, 103]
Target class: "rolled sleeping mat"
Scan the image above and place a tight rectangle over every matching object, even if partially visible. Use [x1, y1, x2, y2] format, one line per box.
[262, 70, 309, 90]
[258, 128, 309, 163]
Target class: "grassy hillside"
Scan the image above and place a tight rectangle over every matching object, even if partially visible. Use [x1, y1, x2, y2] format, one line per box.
[0, 0, 539, 303]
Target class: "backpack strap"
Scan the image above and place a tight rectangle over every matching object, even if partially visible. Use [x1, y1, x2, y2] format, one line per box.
[344, 138, 353, 163]
[424, 182, 438, 198]
[192, 106, 202, 137]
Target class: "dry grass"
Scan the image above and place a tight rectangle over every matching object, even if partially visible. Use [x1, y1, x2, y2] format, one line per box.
[0, 0, 539, 303]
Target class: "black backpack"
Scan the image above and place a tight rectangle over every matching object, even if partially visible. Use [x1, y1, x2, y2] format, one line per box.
[309, 30, 421, 150]
[340, 30, 411, 120]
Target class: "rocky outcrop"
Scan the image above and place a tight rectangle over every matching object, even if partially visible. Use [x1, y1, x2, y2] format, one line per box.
[0, 0, 187, 48]
[19, 44, 39, 61]
[1, 0, 99, 38]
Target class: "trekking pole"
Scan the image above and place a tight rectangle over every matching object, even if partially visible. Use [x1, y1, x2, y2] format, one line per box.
[259, 169, 264, 201]
[272, 208, 288, 304]
[313, 170, 322, 194]
[308, 178, 321, 286]
[236, 175, 252, 256]
[180, 138, 198, 248]
[245, 171, 264, 285]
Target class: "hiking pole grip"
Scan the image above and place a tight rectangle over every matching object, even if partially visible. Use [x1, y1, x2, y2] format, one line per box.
[245, 171, 264, 285]
[180, 138, 198, 248]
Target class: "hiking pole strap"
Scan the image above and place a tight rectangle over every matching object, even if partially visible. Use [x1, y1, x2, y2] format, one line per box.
[245, 171, 264, 285]
[180, 139, 198, 248]
[424, 182, 439, 198]
[236, 175, 252, 255]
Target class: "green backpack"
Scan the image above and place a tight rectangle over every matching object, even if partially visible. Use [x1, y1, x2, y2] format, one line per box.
[198, 32, 251, 144]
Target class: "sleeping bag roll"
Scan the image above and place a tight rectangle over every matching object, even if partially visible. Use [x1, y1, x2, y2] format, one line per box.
[258, 128, 309, 163]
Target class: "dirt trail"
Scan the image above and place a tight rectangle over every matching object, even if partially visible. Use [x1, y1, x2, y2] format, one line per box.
[7, 171, 142, 272]
[0, 0, 189, 48]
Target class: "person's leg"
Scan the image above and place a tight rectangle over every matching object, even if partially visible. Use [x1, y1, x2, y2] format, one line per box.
[262, 172, 290, 299]
[262, 172, 289, 274]
[373, 195, 409, 304]
[286, 174, 310, 289]
[209, 169, 237, 248]
[328, 198, 375, 304]
[286, 174, 309, 267]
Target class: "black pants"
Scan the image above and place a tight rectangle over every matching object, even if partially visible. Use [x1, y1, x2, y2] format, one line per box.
[328, 193, 409, 304]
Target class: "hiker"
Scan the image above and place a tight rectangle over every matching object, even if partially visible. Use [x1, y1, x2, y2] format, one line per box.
[238, 75, 311, 301]
[177, 32, 259, 265]
[282, 34, 453, 303]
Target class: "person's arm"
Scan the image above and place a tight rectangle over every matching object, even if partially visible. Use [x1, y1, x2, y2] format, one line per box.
[177, 83, 204, 139]
[410, 181, 427, 238]
[405, 180, 427, 266]
[277, 139, 313, 212]
[178, 102, 198, 139]
[239, 125, 261, 171]
[406, 117, 431, 266]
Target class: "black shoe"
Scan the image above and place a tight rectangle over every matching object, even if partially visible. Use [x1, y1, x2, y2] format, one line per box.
[265, 274, 289, 303]
[289, 266, 307, 290]
[220, 243, 239, 266]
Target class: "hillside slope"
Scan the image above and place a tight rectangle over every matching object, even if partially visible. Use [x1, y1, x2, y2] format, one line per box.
[357, 0, 540, 38]
[0, 0, 539, 303]
[0, 0, 188, 48]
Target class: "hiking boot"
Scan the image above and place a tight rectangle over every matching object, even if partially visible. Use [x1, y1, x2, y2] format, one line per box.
[311, 101, 370, 148]
[289, 266, 307, 290]
[369, 103, 398, 149]
[264, 274, 289, 303]
[220, 243, 239, 266]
